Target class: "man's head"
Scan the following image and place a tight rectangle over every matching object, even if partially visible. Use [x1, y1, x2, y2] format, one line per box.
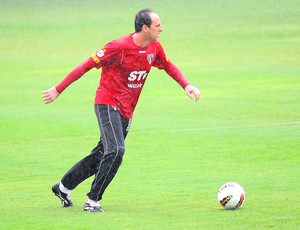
[135, 9, 154, 32]
[134, 8, 163, 41]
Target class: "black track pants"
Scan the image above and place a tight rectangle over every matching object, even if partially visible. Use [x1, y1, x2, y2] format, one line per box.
[61, 104, 131, 201]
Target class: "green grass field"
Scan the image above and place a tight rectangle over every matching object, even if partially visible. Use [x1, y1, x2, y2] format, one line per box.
[1, 0, 299, 229]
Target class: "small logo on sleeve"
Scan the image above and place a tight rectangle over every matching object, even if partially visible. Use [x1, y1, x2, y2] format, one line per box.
[96, 49, 105, 58]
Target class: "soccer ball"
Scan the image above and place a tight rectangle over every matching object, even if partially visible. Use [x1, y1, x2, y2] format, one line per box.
[217, 182, 245, 210]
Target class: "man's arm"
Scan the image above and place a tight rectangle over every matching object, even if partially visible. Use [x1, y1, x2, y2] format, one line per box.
[42, 57, 96, 104]
[164, 62, 200, 101]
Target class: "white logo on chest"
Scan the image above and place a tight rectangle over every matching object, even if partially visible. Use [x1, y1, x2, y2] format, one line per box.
[128, 71, 148, 81]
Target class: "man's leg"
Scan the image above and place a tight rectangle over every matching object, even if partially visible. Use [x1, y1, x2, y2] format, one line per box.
[61, 140, 104, 190]
[87, 105, 130, 202]
[52, 140, 104, 207]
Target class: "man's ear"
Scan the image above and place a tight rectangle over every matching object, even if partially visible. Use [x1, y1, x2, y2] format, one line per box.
[142, 24, 149, 32]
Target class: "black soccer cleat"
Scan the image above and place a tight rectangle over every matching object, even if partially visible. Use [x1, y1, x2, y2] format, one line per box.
[83, 201, 104, 212]
[52, 182, 74, 207]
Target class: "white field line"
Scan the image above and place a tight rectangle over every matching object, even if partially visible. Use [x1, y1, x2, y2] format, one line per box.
[31, 120, 300, 143]
[170, 120, 300, 133]
[0, 120, 299, 148]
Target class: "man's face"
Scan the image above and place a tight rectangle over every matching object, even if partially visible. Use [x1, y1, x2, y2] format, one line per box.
[146, 13, 163, 41]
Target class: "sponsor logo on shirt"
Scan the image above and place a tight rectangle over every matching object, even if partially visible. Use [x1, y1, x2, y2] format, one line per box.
[128, 71, 148, 81]
[127, 71, 148, 88]
[128, 83, 143, 88]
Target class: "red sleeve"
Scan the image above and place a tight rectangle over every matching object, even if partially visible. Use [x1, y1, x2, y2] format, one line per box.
[163, 62, 190, 89]
[91, 41, 120, 69]
[55, 57, 97, 93]
[153, 42, 190, 89]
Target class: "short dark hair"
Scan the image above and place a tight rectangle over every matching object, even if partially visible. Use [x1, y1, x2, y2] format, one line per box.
[134, 9, 155, 32]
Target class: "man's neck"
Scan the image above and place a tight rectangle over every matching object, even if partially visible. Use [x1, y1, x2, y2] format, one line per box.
[132, 33, 151, 48]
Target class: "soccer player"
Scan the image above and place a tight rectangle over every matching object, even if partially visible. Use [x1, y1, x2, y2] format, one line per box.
[42, 8, 200, 212]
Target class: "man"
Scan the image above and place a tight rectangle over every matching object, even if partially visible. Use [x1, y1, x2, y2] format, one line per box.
[42, 8, 200, 212]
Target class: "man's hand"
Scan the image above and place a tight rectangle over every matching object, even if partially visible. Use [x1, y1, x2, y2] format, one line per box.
[42, 87, 60, 104]
[185, 85, 200, 102]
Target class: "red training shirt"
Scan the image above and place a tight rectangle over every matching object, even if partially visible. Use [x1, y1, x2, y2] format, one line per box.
[56, 33, 190, 119]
